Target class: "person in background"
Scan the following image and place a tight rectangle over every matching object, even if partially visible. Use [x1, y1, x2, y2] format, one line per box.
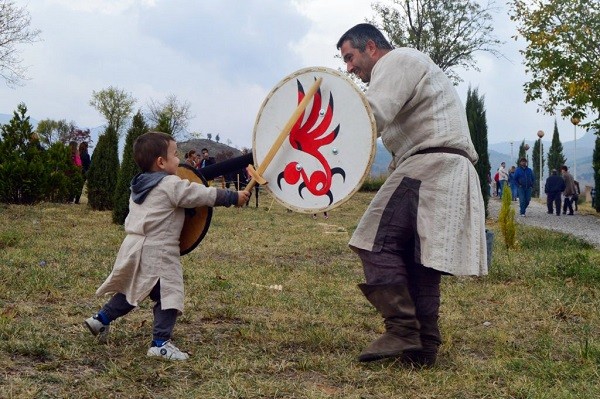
[337, 23, 486, 367]
[572, 180, 580, 211]
[84, 132, 250, 361]
[497, 162, 508, 198]
[514, 157, 535, 217]
[198, 148, 216, 168]
[544, 169, 565, 216]
[508, 165, 518, 201]
[592, 187, 597, 208]
[561, 165, 576, 215]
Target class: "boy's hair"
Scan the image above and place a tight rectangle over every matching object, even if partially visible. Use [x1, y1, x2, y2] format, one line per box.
[133, 131, 174, 172]
[336, 23, 393, 51]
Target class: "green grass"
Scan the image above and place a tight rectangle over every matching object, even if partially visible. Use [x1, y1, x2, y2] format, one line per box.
[0, 192, 599, 398]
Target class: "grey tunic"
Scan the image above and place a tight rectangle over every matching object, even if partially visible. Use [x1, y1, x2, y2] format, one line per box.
[96, 175, 219, 312]
[349, 48, 487, 276]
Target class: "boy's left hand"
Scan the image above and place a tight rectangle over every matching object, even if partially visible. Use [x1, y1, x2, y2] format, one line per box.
[236, 191, 251, 207]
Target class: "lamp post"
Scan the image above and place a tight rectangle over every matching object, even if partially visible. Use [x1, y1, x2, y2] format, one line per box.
[510, 141, 514, 162]
[537, 130, 544, 198]
[571, 116, 580, 181]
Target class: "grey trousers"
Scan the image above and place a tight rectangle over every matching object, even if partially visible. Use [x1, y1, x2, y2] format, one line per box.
[100, 281, 178, 342]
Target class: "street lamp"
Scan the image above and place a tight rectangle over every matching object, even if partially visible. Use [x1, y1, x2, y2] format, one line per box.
[510, 141, 514, 162]
[537, 130, 544, 197]
[571, 115, 580, 181]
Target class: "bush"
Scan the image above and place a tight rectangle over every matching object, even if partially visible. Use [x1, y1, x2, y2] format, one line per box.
[360, 175, 386, 192]
[0, 104, 81, 204]
[112, 111, 147, 224]
[87, 125, 120, 210]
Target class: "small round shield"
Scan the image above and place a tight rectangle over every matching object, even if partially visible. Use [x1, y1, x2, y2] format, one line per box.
[176, 164, 213, 255]
[253, 67, 376, 213]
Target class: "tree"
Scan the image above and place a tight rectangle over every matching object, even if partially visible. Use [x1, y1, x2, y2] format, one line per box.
[518, 140, 529, 162]
[547, 120, 566, 173]
[510, 0, 600, 129]
[0, 0, 41, 86]
[207, 133, 212, 141]
[532, 139, 544, 197]
[146, 94, 193, 139]
[89, 86, 136, 137]
[113, 111, 148, 224]
[35, 119, 73, 147]
[215, 133, 220, 143]
[371, 0, 503, 84]
[465, 86, 491, 215]
[87, 125, 119, 210]
[0, 103, 79, 204]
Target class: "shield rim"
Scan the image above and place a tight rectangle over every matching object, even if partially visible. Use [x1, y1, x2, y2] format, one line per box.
[177, 163, 213, 255]
[252, 66, 377, 213]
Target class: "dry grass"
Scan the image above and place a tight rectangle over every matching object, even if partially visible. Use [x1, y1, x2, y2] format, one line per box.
[0, 191, 599, 399]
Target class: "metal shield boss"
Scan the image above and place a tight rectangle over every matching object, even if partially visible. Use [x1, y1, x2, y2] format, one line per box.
[253, 67, 376, 213]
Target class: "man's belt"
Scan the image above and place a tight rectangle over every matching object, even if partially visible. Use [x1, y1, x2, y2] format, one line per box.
[414, 147, 470, 159]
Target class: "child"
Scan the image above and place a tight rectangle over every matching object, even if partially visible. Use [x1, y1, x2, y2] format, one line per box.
[84, 132, 250, 361]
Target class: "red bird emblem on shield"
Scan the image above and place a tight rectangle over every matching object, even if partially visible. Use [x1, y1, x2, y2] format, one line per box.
[277, 79, 346, 205]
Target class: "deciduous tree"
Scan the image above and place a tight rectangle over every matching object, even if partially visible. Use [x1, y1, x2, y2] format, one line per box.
[89, 86, 136, 137]
[0, 0, 41, 86]
[146, 94, 193, 138]
[510, 0, 600, 129]
[371, 0, 503, 84]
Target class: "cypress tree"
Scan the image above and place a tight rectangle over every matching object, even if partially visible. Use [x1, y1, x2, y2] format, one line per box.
[547, 120, 566, 173]
[594, 135, 600, 212]
[113, 111, 148, 224]
[465, 86, 491, 216]
[87, 125, 119, 210]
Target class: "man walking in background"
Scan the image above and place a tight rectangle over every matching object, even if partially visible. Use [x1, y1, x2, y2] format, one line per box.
[561, 165, 576, 215]
[514, 157, 535, 217]
[544, 169, 565, 216]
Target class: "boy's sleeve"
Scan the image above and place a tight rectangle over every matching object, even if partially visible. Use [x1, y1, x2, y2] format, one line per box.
[165, 175, 218, 208]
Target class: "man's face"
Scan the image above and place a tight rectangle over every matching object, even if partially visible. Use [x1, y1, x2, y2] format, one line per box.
[202, 151, 209, 159]
[520, 160, 527, 167]
[339, 40, 376, 83]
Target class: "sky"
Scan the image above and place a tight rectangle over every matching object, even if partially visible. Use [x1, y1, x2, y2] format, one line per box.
[0, 0, 591, 151]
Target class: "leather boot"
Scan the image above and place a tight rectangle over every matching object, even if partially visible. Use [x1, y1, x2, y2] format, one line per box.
[401, 315, 441, 367]
[357, 283, 422, 362]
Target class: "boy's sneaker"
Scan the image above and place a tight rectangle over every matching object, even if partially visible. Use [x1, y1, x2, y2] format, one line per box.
[84, 316, 110, 343]
[147, 340, 189, 361]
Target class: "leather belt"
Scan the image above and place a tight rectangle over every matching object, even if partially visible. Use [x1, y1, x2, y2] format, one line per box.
[414, 147, 470, 159]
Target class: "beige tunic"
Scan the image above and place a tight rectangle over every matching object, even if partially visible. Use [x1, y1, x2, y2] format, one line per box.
[349, 48, 487, 276]
[96, 175, 219, 312]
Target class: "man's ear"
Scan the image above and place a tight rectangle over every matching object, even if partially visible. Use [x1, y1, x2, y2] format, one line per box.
[365, 39, 377, 55]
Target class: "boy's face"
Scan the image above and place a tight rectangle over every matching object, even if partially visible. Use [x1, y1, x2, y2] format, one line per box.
[158, 140, 180, 175]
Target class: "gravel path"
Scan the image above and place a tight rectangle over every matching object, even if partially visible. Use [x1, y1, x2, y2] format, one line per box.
[488, 198, 600, 249]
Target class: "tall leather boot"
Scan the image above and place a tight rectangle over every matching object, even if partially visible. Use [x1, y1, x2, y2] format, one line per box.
[401, 315, 441, 367]
[357, 283, 422, 362]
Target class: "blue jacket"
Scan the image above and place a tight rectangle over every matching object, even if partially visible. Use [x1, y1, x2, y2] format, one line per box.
[545, 175, 565, 194]
[514, 166, 535, 189]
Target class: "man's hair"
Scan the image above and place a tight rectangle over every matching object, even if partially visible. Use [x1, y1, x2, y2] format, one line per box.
[561, 165, 569, 171]
[201, 148, 209, 153]
[519, 157, 527, 163]
[133, 131, 174, 172]
[551, 169, 558, 175]
[336, 23, 393, 51]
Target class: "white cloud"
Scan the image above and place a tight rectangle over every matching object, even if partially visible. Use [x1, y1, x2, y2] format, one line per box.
[0, 0, 591, 153]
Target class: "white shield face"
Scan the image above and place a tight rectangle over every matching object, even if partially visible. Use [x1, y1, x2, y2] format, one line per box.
[253, 67, 376, 213]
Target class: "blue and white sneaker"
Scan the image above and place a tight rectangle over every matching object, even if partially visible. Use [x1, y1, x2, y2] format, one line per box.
[147, 340, 189, 361]
[84, 316, 110, 343]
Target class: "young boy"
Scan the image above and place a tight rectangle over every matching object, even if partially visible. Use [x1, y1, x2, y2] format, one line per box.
[84, 132, 250, 360]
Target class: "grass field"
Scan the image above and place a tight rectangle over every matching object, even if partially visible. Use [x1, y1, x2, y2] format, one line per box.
[1, 190, 599, 398]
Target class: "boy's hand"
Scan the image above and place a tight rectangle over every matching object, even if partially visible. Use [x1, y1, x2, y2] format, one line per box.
[236, 190, 251, 207]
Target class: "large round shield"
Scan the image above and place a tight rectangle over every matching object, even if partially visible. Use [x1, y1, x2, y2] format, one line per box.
[253, 67, 376, 213]
[176, 164, 213, 255]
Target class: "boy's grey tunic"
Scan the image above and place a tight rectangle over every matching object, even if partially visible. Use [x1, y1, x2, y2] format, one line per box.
[96, 175, 219, 312]
[349, 48, 487, 276]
